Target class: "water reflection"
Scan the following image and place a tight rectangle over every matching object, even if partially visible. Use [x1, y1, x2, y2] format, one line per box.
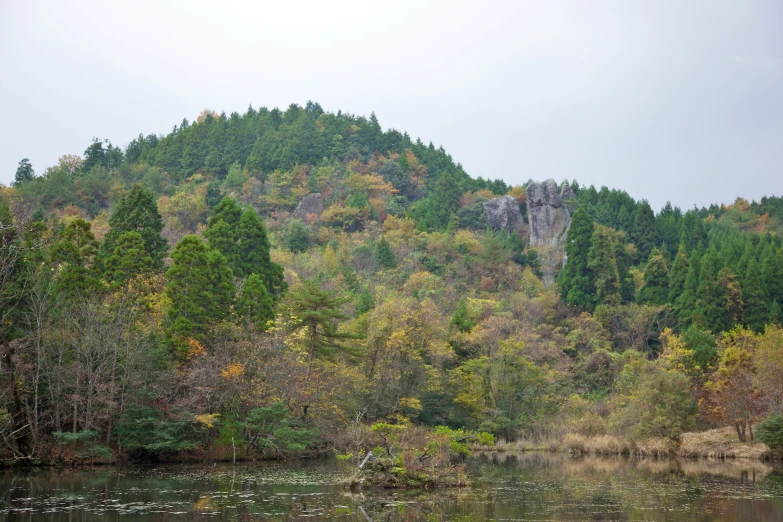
[0, 453, 781, 521]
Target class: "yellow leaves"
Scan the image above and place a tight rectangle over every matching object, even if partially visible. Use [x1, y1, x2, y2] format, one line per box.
[659, 328, 694, 374]
[398, 397, 422, 413]
[221, 362, 245, 380]
[187, 339, 206, 359]
[194, 413, 220, 429]
[344, 173, 397, 197]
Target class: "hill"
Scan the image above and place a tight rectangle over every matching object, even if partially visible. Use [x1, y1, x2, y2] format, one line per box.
[0, 102, 781, 463]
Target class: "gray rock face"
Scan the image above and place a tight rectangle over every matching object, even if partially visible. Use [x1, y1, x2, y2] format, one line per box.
[527, 180, 575, 285]
[527, 180, 572, 247]
[483, 195, 525, 234]
[292, 193, 324, 220]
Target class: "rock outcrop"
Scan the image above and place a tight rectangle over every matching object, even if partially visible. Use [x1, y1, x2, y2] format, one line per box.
[292, 193, 324, 220]
[483, 195, 525, 234]
[526, 180, 575, 285]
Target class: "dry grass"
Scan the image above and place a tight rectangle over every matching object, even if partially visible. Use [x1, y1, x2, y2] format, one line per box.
[679, 427, 769, 459]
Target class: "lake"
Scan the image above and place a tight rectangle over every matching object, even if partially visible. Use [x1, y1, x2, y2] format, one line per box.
[1, 453, 782, 521]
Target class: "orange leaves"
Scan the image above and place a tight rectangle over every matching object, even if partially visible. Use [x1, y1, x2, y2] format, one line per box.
[221, 362, 245, 380]
[187, 339, 206, 360]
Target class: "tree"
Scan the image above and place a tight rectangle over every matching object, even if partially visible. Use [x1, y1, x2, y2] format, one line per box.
[667, 244, 690, 304]
[165, 236, 234, 352]
[588, 225, 622, 306]
[13, 158, 35, 186]
[631, 201, 659, 261]
[101, 184, 168, 270]
[205, 199, 286, 297]
[637, 248, 669, 305]
[283, 280, 361, 377]
[742, 257, 768, 331]
[756, 415, 783, 450]
[285, 220, 312, 254]
[704, 329, 763, 442]
[373, 237, 396, 270]
[235, 274, 274, 330]
[610, 360, 697, 442]
[557, 206, 596, 310]
[103, 231, 153, 289]
[50, 218, 101, 296]
[379, 160, 409, 197]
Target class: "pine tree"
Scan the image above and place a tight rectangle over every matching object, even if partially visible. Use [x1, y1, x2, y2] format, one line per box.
[355, 289, 374, 316]
[676, 263, 700, 326]
[451, 297, 474, 333]
[431, 171, 461, 228]
[104, 231, 153, 289]
[693, 249, 728, 332]
[770, 301, 782, 326]
[637, 248, 669, 305]
[13, 158, 35, 186]
[165, 236, 234, 353]
[557, 206, 596, 310]
[101, 184, 168, 269]
[373, 237, 397, 270]
[631, 200, 659, 261]
[235, 274, 274, 330]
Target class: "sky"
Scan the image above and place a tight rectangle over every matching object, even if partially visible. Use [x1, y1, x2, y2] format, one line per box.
[1, 0, 781, 211]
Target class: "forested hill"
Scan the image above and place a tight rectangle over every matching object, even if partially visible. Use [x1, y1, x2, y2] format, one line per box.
[1, 102, 782, 463]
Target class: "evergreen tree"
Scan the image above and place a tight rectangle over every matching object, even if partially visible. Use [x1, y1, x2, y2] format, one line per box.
[285, 220, 312, 253]
[451, 297, 474, 333]
[373, 237, 397, 270]
[693, 249, 727, 331]
[761, 244, 783, 305]
[675, 263, 700, 326]
[101, 184, 168, 269]
[770, 300, 781, 326]
[237, 208, 286, 297]
[355, 289, 374, 316]
[637, 248, 669, 305]
[379, 160, 409, 198]
[51, 218, 101, 296]
[165, 236, 235, 353]
[431, 171, 461, 228]
[13, 158, 35, 186]
[557, 206, 596, 310]
[716, 267, 743, 328]
[742, 257, 767, 331]
[235, 274, 274, 330]
[104, 231, 153, 289]
[668, 244, 690, 304]
[588, 226, 622, 306]
[631, 200, 659, 261]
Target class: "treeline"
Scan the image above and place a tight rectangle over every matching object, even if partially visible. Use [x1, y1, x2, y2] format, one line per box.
[1, 102, 782, 464]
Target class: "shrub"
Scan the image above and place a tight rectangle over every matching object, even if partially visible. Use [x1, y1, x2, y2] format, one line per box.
[757, 415, 783, 449]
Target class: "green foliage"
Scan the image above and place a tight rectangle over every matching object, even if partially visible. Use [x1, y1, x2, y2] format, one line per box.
[165, 235, 234, 352]
[101, 184, 168, 269]
[235, 274, 274, 329]
[373, 237, 396, 270]
[13, 158, 35, 186]
[53, 430, 112, 461]
[116, 407, 197, 458]
[50, 218, 101, 296]
[637, 248, 669, 305]
[285, 220, 312, 253]
[104, 231, 153, 288]
[757, 415, 783, 450]
[243, 402, 317, 454]
[450, 297, 474, 333]
[558, 206, 596, 309]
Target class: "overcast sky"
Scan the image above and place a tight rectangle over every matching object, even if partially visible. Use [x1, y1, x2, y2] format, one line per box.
[1, 1, 781, 211]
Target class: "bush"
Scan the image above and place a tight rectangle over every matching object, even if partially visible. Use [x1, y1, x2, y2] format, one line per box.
[53, 430, 112, 461]
[757, 415, 783, 449]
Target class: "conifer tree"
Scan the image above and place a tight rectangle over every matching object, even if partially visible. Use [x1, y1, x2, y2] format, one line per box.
[13, 158, 35, 186]
[631, 200, 659, 261]
[588, 225, 622, 306]
[675, 263, 700, 326]
[431, 171, 461, 228]
[668, 244, 690, 304]
[451, 297, 474, 333]
[355, 289, 374, 316]
[101, 184, 168, 270]
[637, 248, 669, 305]
[761, 244, 783, 305]
[104, 231, 153, 289]
[373, 237, 397, 270]
[742, 257, 767, 331]
[51, 218, 101, 296]
[557, 206, 596, 310]
[693, 249, 727, 331]
[235, 274, 274, 330]
[165, 236, 235, 353]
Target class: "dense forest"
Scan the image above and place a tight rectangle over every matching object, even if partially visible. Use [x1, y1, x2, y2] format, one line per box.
[1, 102, 782, 464]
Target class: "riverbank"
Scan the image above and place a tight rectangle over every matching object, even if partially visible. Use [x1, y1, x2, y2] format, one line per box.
[472, 427, 781, 461]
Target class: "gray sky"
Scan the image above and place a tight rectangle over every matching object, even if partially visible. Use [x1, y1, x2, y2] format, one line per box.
[1, 0, 781, 211]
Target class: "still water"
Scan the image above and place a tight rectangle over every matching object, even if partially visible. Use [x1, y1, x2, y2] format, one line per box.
[1, 453, 782, 521]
